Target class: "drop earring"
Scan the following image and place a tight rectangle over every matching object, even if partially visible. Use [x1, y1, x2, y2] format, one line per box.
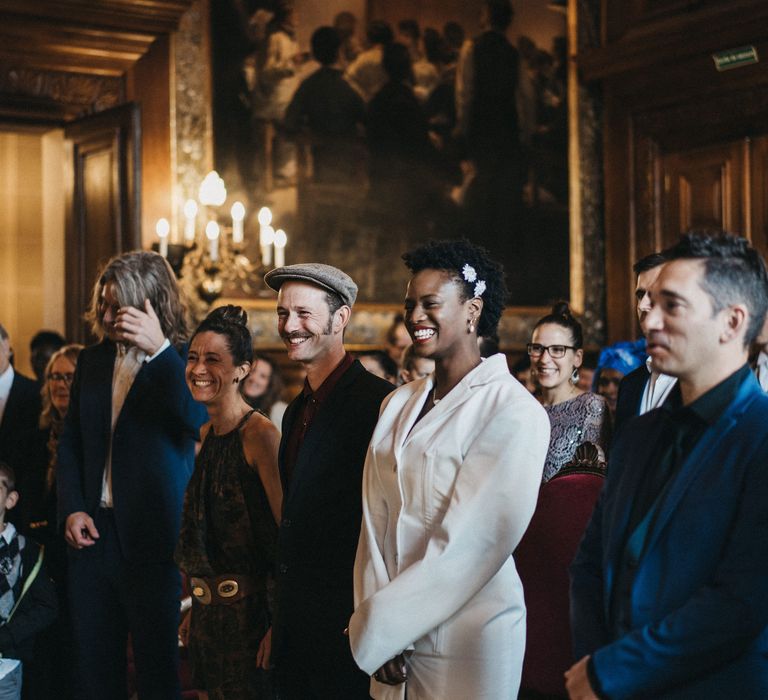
[571, 368, 579, 384]
[467, 318, 476, 334]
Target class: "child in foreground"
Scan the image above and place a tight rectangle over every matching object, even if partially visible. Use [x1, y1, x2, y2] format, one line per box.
[0, 461, 57, 700]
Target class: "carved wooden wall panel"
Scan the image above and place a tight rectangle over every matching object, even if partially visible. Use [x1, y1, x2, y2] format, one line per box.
[660, 140, 747, 244]
[581, 0, 768, 342]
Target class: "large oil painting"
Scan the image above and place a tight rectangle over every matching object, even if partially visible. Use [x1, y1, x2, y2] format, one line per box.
[209, 0, 570, 311]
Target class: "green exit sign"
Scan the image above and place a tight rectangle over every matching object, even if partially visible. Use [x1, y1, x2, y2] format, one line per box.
[712, 46, 759, 71]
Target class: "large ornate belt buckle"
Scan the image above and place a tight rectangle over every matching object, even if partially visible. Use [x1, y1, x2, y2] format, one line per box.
[217, 579, 239, 598]
[190, 577, 212, 605]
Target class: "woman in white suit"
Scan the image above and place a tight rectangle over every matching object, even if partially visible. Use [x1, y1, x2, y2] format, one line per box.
[348, 239, 551, 699]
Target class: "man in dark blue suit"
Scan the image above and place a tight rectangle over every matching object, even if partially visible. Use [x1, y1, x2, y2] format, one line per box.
[58, 251, 207, 700]
[568, 231, 768, 699]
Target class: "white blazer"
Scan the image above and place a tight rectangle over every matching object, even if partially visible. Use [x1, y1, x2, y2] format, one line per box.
[349, 354, 550, 699]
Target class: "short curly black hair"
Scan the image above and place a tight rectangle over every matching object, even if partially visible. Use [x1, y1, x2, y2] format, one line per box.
[191, 305, 253, 366]
[402, 239, 508, 337]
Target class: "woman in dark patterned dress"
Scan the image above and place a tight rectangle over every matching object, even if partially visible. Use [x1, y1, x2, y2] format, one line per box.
[176, 305, 282, 699]
[528, 302, 611, 482]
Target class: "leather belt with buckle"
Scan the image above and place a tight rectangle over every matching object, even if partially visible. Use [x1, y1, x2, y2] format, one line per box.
[190, 573, 255, 606]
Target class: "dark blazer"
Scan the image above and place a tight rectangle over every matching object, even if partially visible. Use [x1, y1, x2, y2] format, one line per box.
[613, 364, 648, 433]
[272, 360, 393, 691]
[0, 370, 41, 473]
[571, 371, 768, 699]
[0, 537, 58, 663]
[57, 340, 207, 563]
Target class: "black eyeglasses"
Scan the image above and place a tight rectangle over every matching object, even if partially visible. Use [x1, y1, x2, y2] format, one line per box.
[526, 343, 577, 359]
[48, 373, 75, 384]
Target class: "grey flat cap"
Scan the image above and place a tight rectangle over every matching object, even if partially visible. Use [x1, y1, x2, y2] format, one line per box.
[264, 263, 358, 307]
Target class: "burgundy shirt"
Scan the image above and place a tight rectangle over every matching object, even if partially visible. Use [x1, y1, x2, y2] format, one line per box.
[282, 352, 356, 490]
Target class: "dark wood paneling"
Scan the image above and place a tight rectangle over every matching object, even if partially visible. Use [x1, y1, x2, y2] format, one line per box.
[591, 0, 768, 78]
[64, 103, 141, 343]
[584, 0, 768, 342]
[126, 34, 171, 243]
[660, 140, 746, 243]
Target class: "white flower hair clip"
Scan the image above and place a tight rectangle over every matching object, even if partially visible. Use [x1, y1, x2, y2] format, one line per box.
[462, 263, 486, 297]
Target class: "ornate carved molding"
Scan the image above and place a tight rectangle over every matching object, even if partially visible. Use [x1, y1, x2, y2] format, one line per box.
[0, 65, 122, 120]
[579, 82, 606, 346]
[173, 0, 211, 215]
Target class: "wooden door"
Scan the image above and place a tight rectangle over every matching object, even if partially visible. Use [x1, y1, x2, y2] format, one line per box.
[64, 103, 141, 343]
[660, 139, 748, 249]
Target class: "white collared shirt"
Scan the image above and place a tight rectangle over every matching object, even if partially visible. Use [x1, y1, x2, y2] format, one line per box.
[0, 522, 16, 546]
[100, 339, 169, 507]
[640, 356, 677, 415]
[755, 350, 768, 392]
[0, 365, 14, 429]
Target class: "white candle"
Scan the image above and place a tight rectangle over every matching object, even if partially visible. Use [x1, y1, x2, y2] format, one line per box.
[198, 171, 227, 207]
[231, 201, 245, 244]
[260, 226, 275, 266]
[258, 207, 273, 266]
[206, 220, 220, 262]
[183, 199, 198, 242]
[257, 206, 272, 227]
[274, 228, 287, 267]
[156, 218, 170, 257]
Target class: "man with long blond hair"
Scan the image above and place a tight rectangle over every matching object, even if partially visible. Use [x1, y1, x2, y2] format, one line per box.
[57, 250, 207, 699]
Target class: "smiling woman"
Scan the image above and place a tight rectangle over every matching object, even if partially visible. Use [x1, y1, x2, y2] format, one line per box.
[349, 239, 551, 699]
[176, 305, 283, 699]
[530, 302, 610, 481]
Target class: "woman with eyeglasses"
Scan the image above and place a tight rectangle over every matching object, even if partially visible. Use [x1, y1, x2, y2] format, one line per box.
[27, 343, 83, 699]
[528, 302, 610, 482]
[29, 344, 84, 540]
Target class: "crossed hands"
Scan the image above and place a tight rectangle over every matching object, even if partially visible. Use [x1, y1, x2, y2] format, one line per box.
[374, 654, 407, 686]
[343, 627, 407, 686]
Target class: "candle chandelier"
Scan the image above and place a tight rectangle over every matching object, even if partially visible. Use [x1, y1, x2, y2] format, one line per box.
[155, 171, 288, 308]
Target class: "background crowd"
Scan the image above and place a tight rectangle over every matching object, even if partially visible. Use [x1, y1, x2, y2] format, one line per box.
[216, 0, 569, 293]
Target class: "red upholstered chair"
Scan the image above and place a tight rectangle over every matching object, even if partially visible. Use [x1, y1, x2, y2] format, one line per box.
[515, 452, 605, 698]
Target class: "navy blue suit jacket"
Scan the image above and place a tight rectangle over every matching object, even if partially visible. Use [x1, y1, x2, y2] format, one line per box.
[571, 370, 768, 698]
[613, 364, 648, 433]
[57, 340, 207, 563]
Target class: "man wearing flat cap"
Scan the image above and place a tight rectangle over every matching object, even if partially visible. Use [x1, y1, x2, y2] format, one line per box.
[265, 263, 394, 698]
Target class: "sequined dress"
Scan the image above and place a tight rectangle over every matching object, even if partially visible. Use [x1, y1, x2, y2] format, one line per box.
[176, 410, 277, 699]
[542, 392, 610, 482]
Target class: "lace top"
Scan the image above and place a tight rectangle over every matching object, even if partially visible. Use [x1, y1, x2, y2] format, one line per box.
[542, 392, 610, 482]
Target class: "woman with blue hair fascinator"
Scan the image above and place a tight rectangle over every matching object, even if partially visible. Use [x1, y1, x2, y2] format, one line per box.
[592, 338, 647, 416]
